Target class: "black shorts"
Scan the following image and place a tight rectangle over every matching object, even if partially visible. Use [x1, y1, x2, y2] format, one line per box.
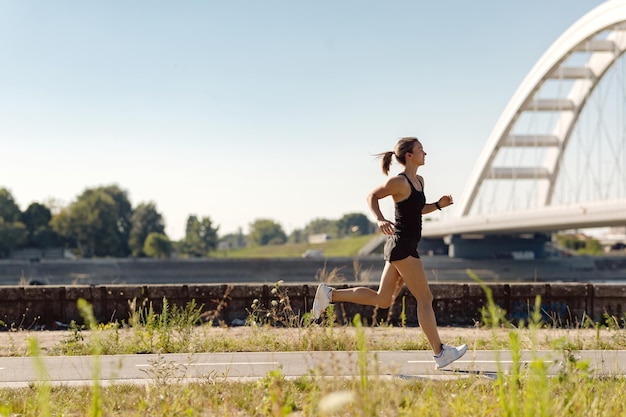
[383, 235, 420, 262]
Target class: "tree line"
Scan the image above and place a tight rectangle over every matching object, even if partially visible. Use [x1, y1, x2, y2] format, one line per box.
[0, 185, 376, 259]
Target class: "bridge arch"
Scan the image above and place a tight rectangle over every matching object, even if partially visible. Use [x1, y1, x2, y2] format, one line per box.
[458, 0, 626, 217]
[360, 1, 626, 257]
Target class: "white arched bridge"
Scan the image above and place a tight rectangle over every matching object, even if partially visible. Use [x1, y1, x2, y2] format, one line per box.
[365, 0, 626, 258]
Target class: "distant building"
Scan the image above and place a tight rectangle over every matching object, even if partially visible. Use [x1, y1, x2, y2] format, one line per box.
[307, 234, 330, 244]
[600, 227, 626, 253]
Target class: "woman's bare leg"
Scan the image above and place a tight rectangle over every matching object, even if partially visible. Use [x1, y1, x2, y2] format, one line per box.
[391, 256, 442, 355]
[330, 262, 403, 309]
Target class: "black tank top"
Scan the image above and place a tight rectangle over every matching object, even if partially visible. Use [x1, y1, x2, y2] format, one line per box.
[394, 173, 426, 240]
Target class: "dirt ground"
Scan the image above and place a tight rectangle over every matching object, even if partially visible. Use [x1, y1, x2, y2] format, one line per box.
[0, 325, 621, 357]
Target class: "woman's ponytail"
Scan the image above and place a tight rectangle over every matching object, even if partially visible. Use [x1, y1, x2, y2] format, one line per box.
[375, 151, 395, 175]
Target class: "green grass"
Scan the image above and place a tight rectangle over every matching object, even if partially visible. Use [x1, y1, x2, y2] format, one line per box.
[213, 234, 377, 258]
[1, 376, 624, 417]
[4, 320, 626, 416]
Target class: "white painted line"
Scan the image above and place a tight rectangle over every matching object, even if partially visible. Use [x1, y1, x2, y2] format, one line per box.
[188, 362, 280, 366]
[407, 360, 553, 364]
[135, 362, 279, 368]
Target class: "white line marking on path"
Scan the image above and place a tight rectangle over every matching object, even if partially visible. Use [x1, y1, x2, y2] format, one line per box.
[407, 360, 553, 364]
[135, 362, 279, 368]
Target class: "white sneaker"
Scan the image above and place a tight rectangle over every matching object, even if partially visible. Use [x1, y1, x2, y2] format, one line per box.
[312, 283, 333, 319]
[434, 343, 468, 369]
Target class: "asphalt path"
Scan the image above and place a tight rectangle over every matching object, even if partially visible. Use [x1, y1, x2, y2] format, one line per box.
[0, 350, 624, 387]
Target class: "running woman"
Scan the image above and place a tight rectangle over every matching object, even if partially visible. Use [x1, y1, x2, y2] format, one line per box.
[312, 137, 467, 369]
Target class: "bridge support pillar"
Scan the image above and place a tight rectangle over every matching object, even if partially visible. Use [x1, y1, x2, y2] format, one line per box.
[445, 233, 551, 259]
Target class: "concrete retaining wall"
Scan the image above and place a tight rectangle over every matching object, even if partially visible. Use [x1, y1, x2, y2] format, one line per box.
[3, 256, 626, 286]
[0, 283, 623, 330]
[0, 258, 384, 285]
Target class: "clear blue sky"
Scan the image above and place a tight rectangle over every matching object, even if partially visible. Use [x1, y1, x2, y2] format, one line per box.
[0, 1, 606, 240]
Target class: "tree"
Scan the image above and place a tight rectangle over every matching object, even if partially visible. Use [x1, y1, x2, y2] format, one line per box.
[21, 203, 51, 236]
[0, 188, 27, 256]
[219, 228, 247, 250]
[0, 188, 21, 222]
[304, 218, 338, 239]
[336, 212, 375, 237]
[0, 217, 27, 258]
[50, 185, 133, 257]
[129, 202, 166, 257]
[248, 219, 286, 246]
[143, 232, 172, 258]
[288, 228, 306, 244]
[21, 202, 61, 248]
[180, 215, 219, 257]
[88, 185, 133, 256]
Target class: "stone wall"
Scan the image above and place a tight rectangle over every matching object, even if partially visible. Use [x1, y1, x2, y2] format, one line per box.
[0, 283, 623, 330]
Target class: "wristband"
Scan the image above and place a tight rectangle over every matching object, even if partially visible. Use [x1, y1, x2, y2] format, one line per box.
[435, 202, 442, 210]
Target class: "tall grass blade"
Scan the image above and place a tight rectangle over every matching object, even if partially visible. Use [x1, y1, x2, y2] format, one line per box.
[27, 337, 51, 417]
